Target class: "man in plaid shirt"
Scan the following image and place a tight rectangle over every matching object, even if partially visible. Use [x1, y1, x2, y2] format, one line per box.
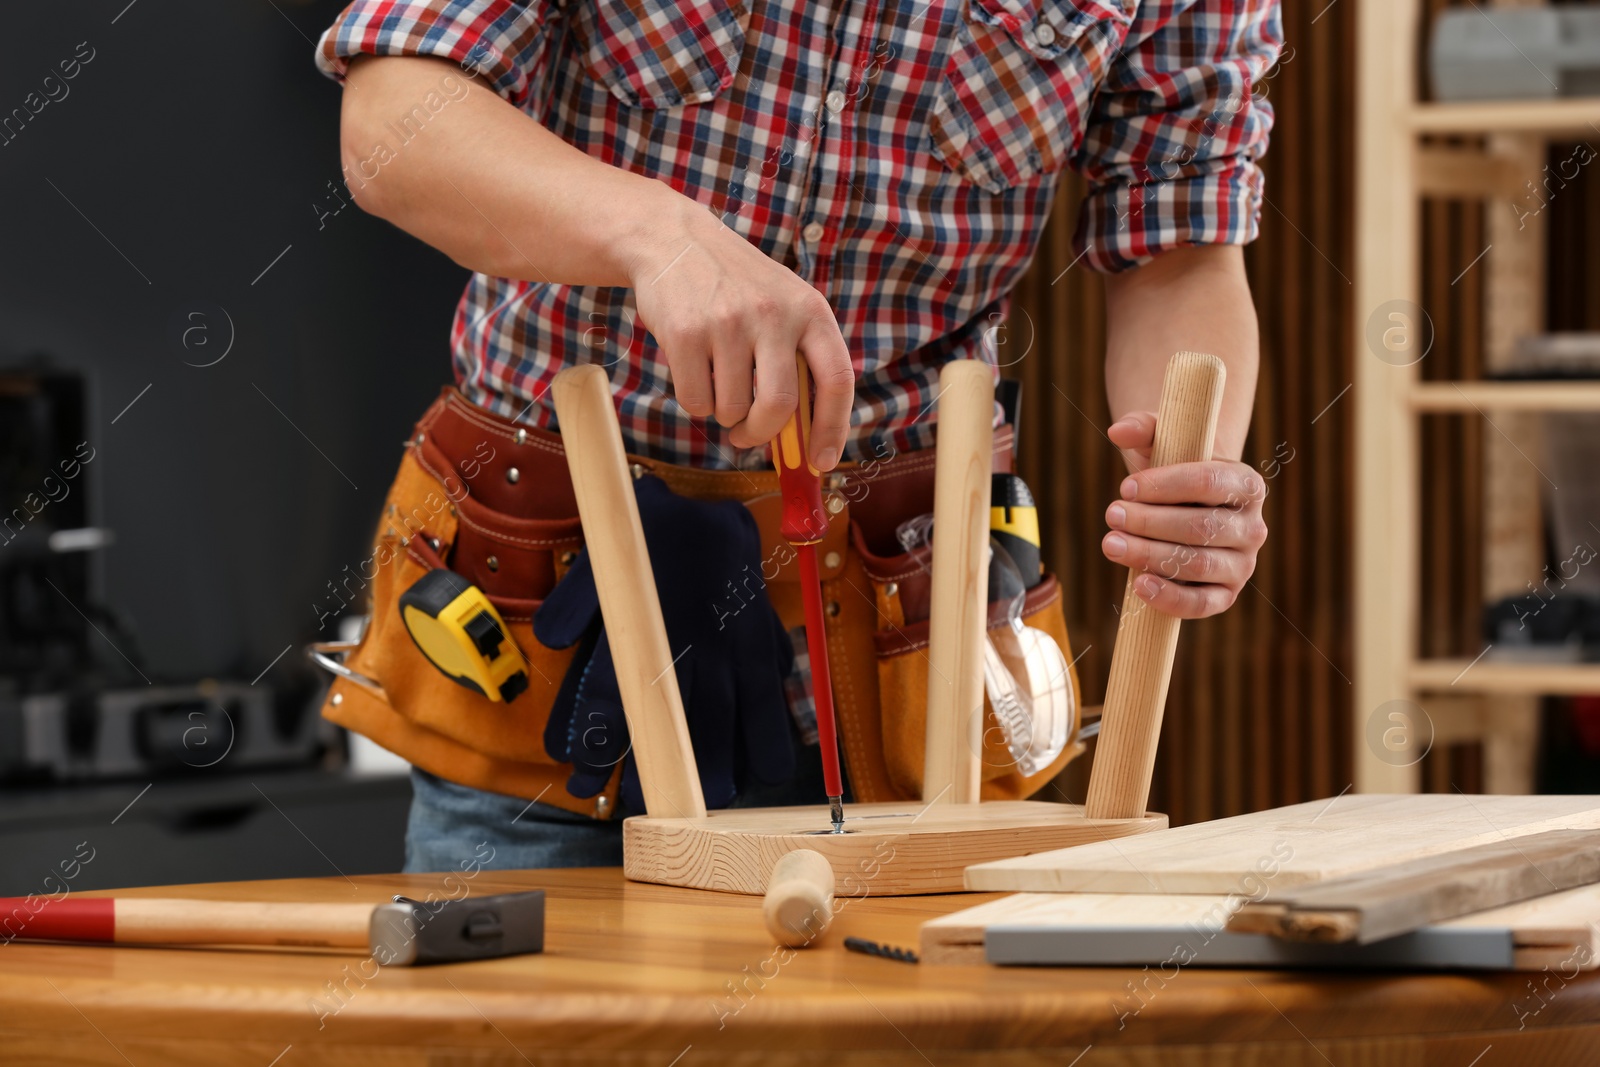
[317, 0, 1280, 867]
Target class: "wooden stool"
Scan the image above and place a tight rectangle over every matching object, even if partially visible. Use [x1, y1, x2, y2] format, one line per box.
[551, 352, 1224, 895]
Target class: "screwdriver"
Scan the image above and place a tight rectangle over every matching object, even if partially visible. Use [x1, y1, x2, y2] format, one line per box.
[772, 353, 845, 833]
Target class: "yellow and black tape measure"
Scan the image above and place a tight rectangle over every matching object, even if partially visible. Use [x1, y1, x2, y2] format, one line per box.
[399, 569, 529, 703]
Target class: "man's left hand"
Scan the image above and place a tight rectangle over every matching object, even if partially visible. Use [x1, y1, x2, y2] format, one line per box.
[1101, 411, 1268, 620]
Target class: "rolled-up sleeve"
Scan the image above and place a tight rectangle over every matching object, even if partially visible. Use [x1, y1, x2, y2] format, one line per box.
[1073, 0, 1282, 273]
[315, 1, 550, 108]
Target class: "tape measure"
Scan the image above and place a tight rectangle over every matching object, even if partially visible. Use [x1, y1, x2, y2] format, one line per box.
[399, 569, 529, 703]
[990, 473, 1042, 589]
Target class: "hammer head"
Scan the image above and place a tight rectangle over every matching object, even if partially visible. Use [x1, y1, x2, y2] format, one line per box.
[369, 890, 545, 966]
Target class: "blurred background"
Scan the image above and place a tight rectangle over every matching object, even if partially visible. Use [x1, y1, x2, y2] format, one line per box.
[1, 0, 1598, 893]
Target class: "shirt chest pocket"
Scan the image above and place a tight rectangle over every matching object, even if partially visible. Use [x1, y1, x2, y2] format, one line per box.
[929, 0, 1133, 194]
[568, 0, 751, 108]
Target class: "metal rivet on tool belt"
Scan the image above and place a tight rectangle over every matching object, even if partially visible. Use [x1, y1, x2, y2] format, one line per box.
[486, 555, 499, 572]
[331, 692, 343, 706]
[414, 432, 426, 446]
[514, 428, 527, 445]
[560, 551, 578, 566]
[885, 582, 899, 597]
[429, 537, 441, 551]
[630, 463, 645, 480]
[596, 796, 610, 818]
[386, 504, 397, 517]
[826, 495, 845, 515]
[824, 551, 842, 569]
[826, 601, 840, 618]
[507, 467, 521, 484]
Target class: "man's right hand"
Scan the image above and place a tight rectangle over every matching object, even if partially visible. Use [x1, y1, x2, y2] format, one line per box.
[340, 56, 854, 470]
[626, 193, 855, 471]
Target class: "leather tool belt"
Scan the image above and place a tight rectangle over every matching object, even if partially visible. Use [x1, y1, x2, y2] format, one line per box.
[317, 387, 1085, 818]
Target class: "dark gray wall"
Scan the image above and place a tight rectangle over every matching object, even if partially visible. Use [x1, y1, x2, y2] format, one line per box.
[0, 0, 463, 690]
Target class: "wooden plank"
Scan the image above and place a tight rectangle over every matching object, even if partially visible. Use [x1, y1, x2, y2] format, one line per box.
[1410, 659, 1600, 694]
[1409, 98, 1600, 136]
[1353, 0, 1423, 794]
[965, 794, 1600, 893]
[1228, 829, 1600, 943]
[1409, 382, 1600, 412]
[922, 883, 1600, 971]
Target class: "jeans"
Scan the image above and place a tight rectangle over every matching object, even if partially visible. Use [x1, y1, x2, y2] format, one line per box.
[403, 736, 837, 872]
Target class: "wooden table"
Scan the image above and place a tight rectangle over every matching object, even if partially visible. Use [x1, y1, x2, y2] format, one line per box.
[7, 868, 1600, 1065]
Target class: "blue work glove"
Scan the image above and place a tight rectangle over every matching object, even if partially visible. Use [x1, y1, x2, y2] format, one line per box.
[534, 475, 796, 811]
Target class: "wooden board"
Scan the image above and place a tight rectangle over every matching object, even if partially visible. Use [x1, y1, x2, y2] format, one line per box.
[622, 800, 1166, 896]
[921, 884, 1600, 970]
[965, 794, 1600, 893]
[1229, 829, 1600, 943]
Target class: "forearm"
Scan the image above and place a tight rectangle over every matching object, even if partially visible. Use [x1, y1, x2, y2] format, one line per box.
[1102, 245, 1259, 462]
[340, 55, 688, 286]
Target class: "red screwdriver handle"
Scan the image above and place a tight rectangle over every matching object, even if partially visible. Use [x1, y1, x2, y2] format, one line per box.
[773, 354, 829, 545]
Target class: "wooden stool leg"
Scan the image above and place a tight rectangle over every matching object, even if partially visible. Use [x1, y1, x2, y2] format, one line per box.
[552, 366, 707, 820]
[922, 360, 996, 805]
[1084, 351, 1227, 821]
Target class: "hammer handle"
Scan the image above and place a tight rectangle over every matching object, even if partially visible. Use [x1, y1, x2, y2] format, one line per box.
[1083, 351, 1226, 821]
[552, 365, 708, 821]
[0, 897, 372, 948]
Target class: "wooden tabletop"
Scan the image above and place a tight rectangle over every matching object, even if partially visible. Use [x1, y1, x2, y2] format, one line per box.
[7, 868, 1600, 1066]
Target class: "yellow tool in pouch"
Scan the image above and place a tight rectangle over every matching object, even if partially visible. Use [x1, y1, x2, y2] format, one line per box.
[989, 473, 1042, 588]
[399, 569, 530, 703]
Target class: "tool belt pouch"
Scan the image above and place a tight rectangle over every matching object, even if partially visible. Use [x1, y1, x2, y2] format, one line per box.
[816, 448, 1087, 806]
[319, 391, 1084, 813]
[319, 393, 598, 813]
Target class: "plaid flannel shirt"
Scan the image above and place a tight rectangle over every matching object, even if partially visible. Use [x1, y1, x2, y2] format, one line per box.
[317, 0, 1280, 467]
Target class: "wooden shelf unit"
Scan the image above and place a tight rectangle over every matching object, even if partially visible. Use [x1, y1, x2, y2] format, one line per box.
[1408, 98, 1600, 136]
[1409, 382, 1600, 412]
[1353, 1, 1600, 793]
[1410, 660, 1600, 696]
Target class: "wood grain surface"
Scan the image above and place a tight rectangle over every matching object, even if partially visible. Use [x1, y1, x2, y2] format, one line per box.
[1083, 351, 1225, 821]
[552, 365, 707, 821]
[9, 869, 1600, 1066]
[1229, 829, 1600, 943]
[622, 800, 1166, 895]
[921, 359, 994, 805]
[967, 794, 1600, 893]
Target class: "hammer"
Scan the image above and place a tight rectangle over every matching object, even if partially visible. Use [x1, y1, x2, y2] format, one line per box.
[0, 890, 544, 966]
